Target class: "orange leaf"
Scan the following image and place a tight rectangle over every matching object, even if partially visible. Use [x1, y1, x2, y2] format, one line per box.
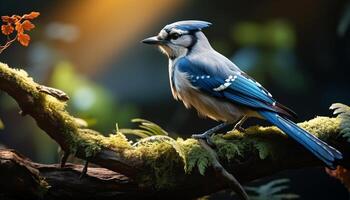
[1, 24, 14, 35]
[15, 21, 23, 34]
[1, 16, 16, 23]
[11, 15, 21, 21]
[22, 20, 35, 31]
[326, 166, 350, 191]
[23, 12, 40, 20]
[17, 33, 30, 46]
[1, 16, 10, 23]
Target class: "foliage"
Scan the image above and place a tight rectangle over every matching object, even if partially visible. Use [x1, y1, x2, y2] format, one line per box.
[330, 103, 350, 141]
[245, 179, 299, 200]
[120, 118, 168, 138]
[0, 11, 39, 53]
[180, 138, 211, 175]
[326, 103, 350, 190]
[0, 118, 3, 129]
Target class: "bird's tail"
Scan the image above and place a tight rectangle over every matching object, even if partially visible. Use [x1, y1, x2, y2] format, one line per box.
[259, 111, 343, 168]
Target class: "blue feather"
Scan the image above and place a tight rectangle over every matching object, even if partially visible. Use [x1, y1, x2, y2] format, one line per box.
[229, 75, 274, 104]
[176, 57, 277, 111]
[259, 110, 342, 168]
[164, 20, 212, 32]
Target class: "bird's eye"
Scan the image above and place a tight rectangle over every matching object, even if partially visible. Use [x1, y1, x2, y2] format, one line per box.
[169, 33, 180, 40]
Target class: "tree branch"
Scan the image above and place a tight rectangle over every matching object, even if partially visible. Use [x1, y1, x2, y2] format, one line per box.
[0, 62, 349, 199]
[0, 149, 139, 199]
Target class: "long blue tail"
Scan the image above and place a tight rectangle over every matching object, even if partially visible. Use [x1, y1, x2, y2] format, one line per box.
[259, 111, 343, 168]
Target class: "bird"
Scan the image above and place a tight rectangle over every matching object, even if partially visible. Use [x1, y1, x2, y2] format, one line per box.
[141, 20, 343, 170]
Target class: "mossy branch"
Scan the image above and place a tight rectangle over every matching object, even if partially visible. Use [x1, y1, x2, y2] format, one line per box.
[0, 62, 349, 199]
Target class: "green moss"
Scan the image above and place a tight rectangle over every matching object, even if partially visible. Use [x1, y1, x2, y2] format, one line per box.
[134, 139, 184, 189]
[298, 117, 341, 140]
[0, 62, 39, 98]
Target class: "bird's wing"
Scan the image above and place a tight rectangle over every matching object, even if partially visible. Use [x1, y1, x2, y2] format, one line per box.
[176, 57, 297, 118]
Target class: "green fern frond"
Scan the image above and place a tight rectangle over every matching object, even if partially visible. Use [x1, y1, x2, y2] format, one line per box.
[245, 179, 299, 200]
[330, 103, 350, 141]
[180, 139, 211, 175]
[118, 128, 151, 138]
[119, 118, 168, 138]
[131, 118, 168, 136]
[213, 136, 244, 161]
[254, 142, 271, 160]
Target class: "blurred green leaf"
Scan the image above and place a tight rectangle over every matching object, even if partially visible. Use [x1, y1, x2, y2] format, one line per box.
[231, 22, 260, 46]
[262, 20, 295, 49]
[0, 118, 4, 129]
[338, 2, 350, 37]
[50, 61, 138, 131]
[231, 20, 295, 49]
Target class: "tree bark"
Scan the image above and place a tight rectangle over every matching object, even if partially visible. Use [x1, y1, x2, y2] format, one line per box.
[0, 62, 349, 199]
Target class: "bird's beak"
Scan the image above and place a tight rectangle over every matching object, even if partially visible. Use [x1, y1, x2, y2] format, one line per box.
[141, 36, 164, 45]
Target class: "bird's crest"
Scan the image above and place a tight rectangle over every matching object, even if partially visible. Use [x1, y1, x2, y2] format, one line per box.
[163, 20, 212, 32]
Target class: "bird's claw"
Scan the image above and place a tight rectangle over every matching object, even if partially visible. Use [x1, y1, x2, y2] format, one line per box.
[79, 160, 89, 179]
[192, 133, 216, 147]
[234, 126, 245, 133]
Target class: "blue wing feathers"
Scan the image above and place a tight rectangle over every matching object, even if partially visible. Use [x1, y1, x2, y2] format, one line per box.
[229, 75, 275, 104]
[176, 57, 294, 117]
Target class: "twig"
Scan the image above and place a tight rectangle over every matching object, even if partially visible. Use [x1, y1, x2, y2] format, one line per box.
[0, 36, 17, 54]
[198, 139, 249, 200]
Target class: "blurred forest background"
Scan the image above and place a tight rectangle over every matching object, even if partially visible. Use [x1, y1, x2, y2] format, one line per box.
[0, 0, 349, 199]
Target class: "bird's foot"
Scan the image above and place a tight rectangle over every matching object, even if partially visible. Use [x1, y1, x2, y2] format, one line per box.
[79, 159, 89, 179]
[234, 125, 245, 133]
[192, 133, 215, 147]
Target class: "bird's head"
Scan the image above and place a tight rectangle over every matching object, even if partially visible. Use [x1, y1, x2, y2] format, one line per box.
[142, 20, 212, 59]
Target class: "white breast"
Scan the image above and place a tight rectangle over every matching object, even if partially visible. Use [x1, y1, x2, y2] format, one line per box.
[170, 66, 249, 123]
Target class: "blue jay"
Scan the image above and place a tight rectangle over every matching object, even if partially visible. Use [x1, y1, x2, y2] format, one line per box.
[142, 20, 342, 169]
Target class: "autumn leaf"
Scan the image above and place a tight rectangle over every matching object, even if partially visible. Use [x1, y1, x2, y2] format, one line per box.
[17, 33, 30, 46]
[15, 21, 23, 34]
[1, 24, 14, 35]
[1, 16, 10, 23]
[0, 11, 40, 53]
[326, 166, 350, 191]
[22, 20, 35, 31]
[23, 12, 40, 20]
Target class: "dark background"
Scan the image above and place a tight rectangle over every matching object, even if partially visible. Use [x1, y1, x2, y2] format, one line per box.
[0, 0, 349, 199]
